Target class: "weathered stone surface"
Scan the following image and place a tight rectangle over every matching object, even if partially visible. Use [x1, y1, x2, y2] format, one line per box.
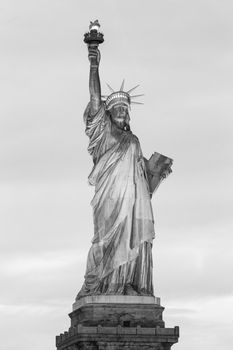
[56, 298, 179, 350]
[56, 327, 179, 350]
[70, 301, 164, 328]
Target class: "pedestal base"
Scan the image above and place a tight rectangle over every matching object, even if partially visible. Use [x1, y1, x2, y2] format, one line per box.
[56, 296, 179, 350]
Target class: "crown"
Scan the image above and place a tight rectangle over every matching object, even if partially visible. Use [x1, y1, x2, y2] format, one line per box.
[102, 80, 144, 110]
[105, 91, 130, 110]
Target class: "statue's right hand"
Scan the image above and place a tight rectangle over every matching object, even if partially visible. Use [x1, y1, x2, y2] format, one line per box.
[88, 46, 101, 66]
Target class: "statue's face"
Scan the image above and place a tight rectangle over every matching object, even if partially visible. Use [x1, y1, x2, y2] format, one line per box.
[110, 104, 130, 130]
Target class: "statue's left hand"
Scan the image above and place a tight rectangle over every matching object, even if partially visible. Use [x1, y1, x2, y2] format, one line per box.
[160, 165, 172, 179]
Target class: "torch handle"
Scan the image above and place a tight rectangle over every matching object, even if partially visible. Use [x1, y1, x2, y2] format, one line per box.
[88, 42, 99, 50]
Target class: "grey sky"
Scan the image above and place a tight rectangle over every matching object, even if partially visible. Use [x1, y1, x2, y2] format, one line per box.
[0, 0, 233, 349]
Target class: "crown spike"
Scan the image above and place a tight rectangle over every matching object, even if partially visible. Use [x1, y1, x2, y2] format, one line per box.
[130, 94, 144, 99]
[101, 95, 108, 100]
[131, 101, 144, 105]
[106, 83, 115, 93]
[127, 84, 140, 94]
[120, 79, 125, 91]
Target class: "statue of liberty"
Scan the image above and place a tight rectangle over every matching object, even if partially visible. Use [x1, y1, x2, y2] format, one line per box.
[77, 21, 172, 300]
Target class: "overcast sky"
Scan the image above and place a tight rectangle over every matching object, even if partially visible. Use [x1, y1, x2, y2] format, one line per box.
[0, 0, 233, 349]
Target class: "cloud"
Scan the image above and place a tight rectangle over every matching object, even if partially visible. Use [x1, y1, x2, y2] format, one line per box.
[0, 249, 86, 307]
[0, 182, 94, 253]
[154, 225, 233, 301]
[0, 250, 84, 276]
[164, 295, 233, 350]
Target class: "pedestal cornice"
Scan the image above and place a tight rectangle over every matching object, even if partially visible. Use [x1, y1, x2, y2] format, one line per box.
[73, 295, 160, 311]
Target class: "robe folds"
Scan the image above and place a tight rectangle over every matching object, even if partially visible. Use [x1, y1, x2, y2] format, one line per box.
[77, 103, 155, 298]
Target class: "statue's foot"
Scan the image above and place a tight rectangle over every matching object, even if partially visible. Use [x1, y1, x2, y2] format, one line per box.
[138, 288, 153, 296]
[124, 284, 138, 296]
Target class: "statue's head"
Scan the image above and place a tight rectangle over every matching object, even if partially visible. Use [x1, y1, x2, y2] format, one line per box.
[105, 91, 130, 130]
[103, 81, 143, 130]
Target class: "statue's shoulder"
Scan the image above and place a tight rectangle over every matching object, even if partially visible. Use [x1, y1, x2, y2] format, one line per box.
[130, 132, 140, 144]
[83, 102, 106, 124]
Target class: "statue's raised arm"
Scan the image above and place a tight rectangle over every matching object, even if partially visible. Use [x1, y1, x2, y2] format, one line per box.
[88, 46, 101, 115]
[84, 20, 104, 115]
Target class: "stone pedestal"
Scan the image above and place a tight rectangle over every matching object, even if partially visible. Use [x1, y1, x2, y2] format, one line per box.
[56, 295, 179, 350]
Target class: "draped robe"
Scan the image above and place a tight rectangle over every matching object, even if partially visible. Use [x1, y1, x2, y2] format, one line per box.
[77, 103, 155, 298]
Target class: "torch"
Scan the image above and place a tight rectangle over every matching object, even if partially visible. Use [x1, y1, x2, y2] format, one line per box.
[84, 20, 104, 50]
